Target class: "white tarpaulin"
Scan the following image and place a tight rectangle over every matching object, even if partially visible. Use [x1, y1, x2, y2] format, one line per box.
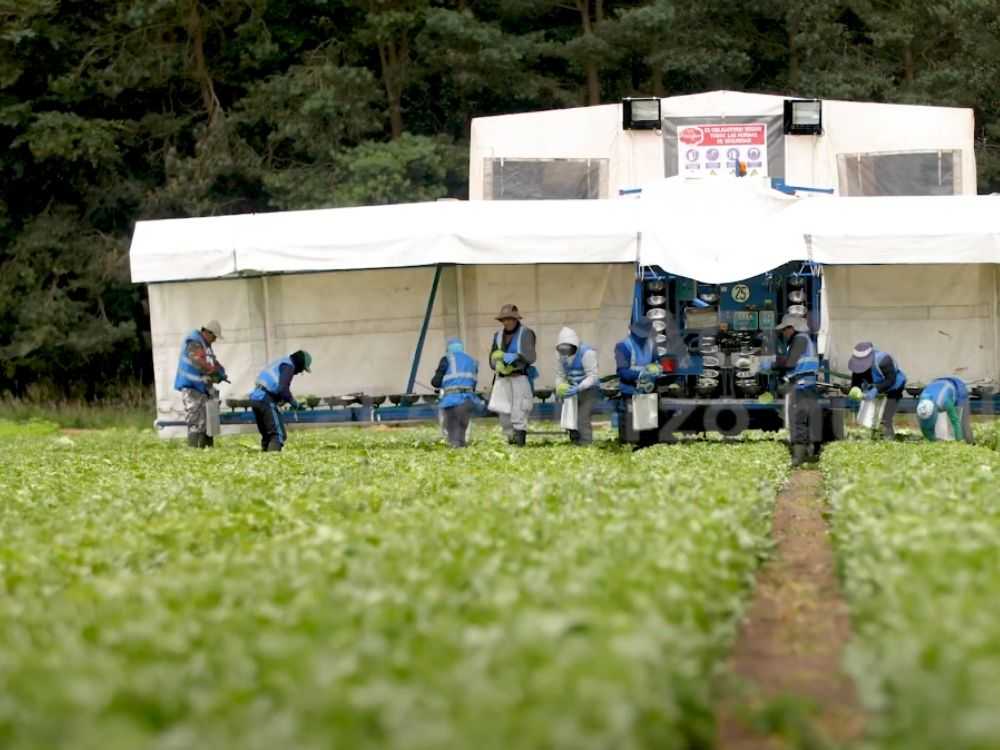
[790, 194, 1000, 264]
[131, 199, 639, 283]
[635, 176, 807, 282]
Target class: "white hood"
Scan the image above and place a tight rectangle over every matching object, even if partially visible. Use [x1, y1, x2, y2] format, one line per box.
[557, 327, 580, 349]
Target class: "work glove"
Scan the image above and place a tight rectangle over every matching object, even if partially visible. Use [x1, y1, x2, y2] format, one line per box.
[847, 386, 863, 401]
[863, 387, 878, 402]
[564, 385, 579, 399]
[496, 362, 514, 376]
[555, 382, 572, 398]
[502, 352, 520, 366]
[645, 363, 662, 375]
[490, 350, 504, 365]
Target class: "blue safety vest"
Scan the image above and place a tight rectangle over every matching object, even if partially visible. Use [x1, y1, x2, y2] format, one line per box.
[788, 332, 819, 390]
[920, 377, 967, 410]
[871, 350, 907, 392]
[619, 335, 654, 396]
[560, 345, 597, 390]
[493, 326, 539, 382]
[173, 330, 216, 394]
[254, 356, 294, 399]
[440, 351, 479, 409]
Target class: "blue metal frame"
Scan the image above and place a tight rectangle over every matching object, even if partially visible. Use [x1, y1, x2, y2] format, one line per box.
[406, 264, 443, 394]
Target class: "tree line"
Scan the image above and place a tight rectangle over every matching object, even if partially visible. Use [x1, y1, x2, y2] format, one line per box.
[1, 0, 998, 398]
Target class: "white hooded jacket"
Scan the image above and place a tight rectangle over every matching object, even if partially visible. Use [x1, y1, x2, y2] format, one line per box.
[554, 327, 600, 391]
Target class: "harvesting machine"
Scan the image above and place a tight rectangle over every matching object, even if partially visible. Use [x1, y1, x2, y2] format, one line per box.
[615, 261, 845, 446]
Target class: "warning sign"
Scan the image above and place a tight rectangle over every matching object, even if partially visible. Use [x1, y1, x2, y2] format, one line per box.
[677, 123, 767, 176]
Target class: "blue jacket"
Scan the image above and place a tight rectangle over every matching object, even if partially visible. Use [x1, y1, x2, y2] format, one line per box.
[871, 350, 907, 393]
[786, 332, 819, 390]
[615, 335, 654, 396]
[173, 330, 218, 394]
[918, 377, 967, 440]
[439, 350, 479, 409]
[252, 356, 295, 403]
[559, 345, 599, 390]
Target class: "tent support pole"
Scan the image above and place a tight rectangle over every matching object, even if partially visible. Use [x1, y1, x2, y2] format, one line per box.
[262, 275, 273, 362]
[407, 264, 442, 394]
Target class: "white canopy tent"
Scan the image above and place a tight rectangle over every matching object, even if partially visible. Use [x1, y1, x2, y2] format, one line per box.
[131, 177, 1000, 435]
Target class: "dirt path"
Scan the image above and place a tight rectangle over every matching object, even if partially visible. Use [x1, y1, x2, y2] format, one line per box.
[717, 470, 864, 749]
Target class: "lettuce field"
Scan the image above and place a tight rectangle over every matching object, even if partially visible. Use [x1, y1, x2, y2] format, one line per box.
[0, 423, 786, 750]
[2, 421, 999, 749]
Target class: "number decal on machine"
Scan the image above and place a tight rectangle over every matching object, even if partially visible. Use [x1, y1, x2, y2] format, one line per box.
[731, 284, 751, 303]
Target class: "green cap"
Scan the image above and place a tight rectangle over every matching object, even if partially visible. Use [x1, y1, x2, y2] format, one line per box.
[301, 350, 312, 372]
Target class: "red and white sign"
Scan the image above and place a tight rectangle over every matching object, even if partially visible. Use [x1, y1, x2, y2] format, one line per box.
[678, 123, 768, 176]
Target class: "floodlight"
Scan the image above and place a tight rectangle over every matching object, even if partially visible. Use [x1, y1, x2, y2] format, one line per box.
[784, 99, 823, 135]
[622, 97, 661, 130]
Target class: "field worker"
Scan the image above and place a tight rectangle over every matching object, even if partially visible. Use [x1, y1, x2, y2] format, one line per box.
[249, 350, 312, 452]
[488, 304, 538, 446]
[916, 377, 974, 443]
[430, 337, 480, 448]
[614, 318, 661, 444]
[615, 318, 660, 396]
[765, 314, 820, 466]
[554, 326, 600, 445]
[847, 341, 907, 438]
[173, 319, 227, 449]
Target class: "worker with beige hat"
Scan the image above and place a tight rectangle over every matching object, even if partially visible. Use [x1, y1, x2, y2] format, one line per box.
[488, 303, 538, 445]
[173, 319, 228, 448]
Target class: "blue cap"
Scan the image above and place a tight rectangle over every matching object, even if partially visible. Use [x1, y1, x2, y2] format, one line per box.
[446, 337, 464, 353]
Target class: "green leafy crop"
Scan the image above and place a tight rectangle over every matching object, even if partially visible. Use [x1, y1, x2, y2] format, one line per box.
[0, 425, 787, 750]
[823, 442, 1000, 750]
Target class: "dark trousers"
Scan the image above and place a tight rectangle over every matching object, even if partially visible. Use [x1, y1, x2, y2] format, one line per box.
[251, 396, 286, 452]
[442, 401, 474, 447]
[882, 389, 904, 438]
[569, 388, 598, 444]
[787, 387, 822, 445]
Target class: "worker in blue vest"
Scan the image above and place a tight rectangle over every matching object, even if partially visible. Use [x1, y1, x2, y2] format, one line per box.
[847, 341, 907, 438]
[614, 318, 662, 444]
[915, 377, 974, 443]
[765, 314, 821, 466]
[488, 303, 538, 446]
[249, 350, 312, 452]
[173, 319, 227, 448]
[554, 326, 600, 445]
[430, 337, 480, 448]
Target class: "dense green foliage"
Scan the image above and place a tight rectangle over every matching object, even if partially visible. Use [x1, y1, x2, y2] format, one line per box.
[1, 0, 999, 395]
[0, 425, 788, 749]
[823, 441, 1000, 750]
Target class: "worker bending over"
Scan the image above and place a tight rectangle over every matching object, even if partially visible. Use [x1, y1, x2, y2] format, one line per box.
[554, 327, 600, 445]
[488, 304, 538, 446]
[431, 337, 480, 448]
[848, 341, 907, 438]
[249, 350, 312, 452]
[173, 319, 227, 449]
[614, 318, 662, 444]
[916, 377, 974, 443]
[766, 314, 820, 466]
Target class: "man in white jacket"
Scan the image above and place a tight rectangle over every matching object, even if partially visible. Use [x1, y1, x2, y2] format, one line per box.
[554, 326, 600, 445]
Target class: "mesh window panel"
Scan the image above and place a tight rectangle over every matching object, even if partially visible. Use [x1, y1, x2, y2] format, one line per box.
[836, 151, 960, 196]
[484, 158, 608, 200]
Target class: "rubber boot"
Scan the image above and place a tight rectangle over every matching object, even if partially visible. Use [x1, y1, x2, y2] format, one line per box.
[264, 437, 283, 452]
[506, 432, 516, 445]
[790, 443, 808, 467]
[568, 430, 581, 445]
[203, 435, 215, 448]
[187, 433, 201, 448]
[513, 429, 527, 447]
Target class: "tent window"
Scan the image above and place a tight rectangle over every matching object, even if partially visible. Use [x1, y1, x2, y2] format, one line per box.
[484, 158, 608, 200]
[837, 151, 961, 196]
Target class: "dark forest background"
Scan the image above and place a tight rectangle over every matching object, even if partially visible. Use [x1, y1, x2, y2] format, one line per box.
[2, 0, 998, 398]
